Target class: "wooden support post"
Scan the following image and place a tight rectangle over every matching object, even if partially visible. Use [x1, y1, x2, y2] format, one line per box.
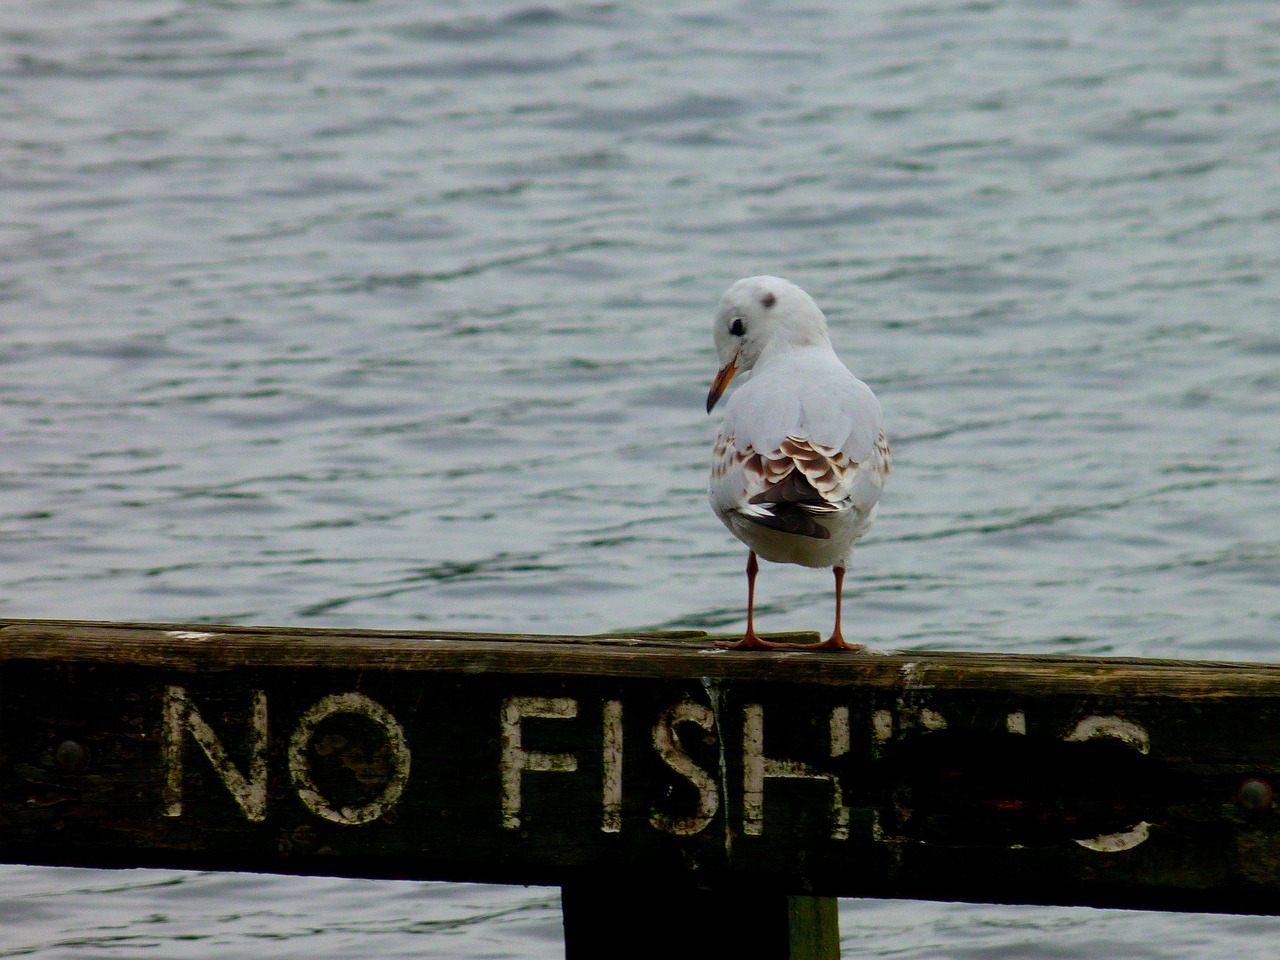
[560, 880, 839, 959]
[787, 895, 840, 960]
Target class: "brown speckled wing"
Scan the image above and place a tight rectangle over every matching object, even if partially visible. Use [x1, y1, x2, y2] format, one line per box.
[714, 434, 863, 540]
[875, 432, 891, 482]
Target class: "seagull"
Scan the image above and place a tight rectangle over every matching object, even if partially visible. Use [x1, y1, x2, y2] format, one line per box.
[706, 276, 889, 650]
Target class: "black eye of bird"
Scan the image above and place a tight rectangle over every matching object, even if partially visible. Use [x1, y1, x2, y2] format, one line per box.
[730, 318, 745, 336]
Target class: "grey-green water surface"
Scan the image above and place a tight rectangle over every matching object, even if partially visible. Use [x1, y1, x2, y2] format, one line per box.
[3, 0, 1280, 956]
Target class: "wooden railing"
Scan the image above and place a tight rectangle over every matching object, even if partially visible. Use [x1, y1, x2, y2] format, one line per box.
[3, 619, 1279, 957]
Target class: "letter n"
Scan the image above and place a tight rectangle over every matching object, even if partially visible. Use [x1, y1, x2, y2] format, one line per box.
[163, 685, 268, 822]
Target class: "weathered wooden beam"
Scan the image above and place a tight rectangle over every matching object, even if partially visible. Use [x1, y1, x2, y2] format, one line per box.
[3, 618, 1280, 917]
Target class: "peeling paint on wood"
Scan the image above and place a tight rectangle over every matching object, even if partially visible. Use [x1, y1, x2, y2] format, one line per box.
[601, 700, 624, 834]
[163, 685, 268, 822]
[500, 696, 579, 831]
[650, 701, 719, 837]
[287, 692, 410, 826]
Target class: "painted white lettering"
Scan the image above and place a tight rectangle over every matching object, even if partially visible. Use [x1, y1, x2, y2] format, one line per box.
[742, 704, 848, 840]
[602, 700, 623, 833]
[828, 706, 851, 840]
[288, 692, 411, 826]
[870, 711, 890, 747]
[830, 706, 850, 756]
[162, 685, 268, 822]
[500, 696, 578, 830]
[1066, 714, 1151, 852]
[650, 702, 720, 836]
[919, 708, 948, 731]
[1067, 715, 1149, 753]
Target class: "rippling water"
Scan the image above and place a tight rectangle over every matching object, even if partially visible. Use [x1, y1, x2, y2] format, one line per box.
[3, 0, 1280, 956]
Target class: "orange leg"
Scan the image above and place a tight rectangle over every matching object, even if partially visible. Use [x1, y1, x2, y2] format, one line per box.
[718, 552, 790, 650]
[811, 564, 865, 651]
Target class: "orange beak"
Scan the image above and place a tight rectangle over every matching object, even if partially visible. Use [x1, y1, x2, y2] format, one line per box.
[706, 355, 738, 413]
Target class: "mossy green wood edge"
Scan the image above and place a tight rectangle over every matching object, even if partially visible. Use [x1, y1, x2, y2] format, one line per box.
[2, 617, 1276, 693]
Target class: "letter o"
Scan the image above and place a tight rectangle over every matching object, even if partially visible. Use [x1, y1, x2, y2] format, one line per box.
[289, 692, 411, 825]
[1065, 714, 1151, 853]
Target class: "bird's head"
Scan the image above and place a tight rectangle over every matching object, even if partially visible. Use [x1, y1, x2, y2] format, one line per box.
[706, 275, 829, 413]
